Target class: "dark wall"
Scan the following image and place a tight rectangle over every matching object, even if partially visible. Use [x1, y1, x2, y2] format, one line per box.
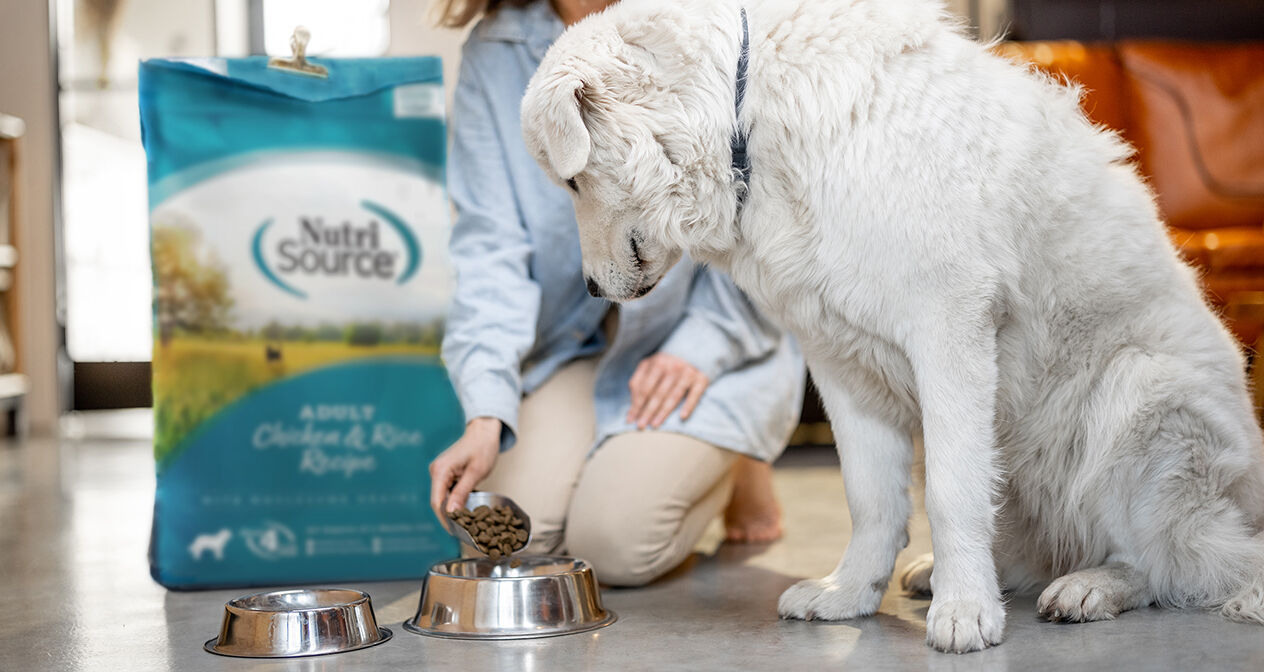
[1009, 0, 1264, 41]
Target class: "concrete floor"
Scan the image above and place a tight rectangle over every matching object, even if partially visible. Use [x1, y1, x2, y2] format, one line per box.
[3, 431, 1264, 671]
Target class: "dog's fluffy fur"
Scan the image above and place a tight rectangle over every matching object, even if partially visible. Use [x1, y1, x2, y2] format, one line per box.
[521, 0, 1264, 652]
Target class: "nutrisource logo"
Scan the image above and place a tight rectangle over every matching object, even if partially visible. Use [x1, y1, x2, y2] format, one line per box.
[252, 200, 420, 299]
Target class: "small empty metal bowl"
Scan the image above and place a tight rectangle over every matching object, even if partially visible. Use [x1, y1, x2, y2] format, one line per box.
[404, 556, 616, 639]
[204, 588, 392, 658]
[445, 491, 533, 556]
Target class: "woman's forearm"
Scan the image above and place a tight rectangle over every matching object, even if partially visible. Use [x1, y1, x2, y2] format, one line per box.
[442, 46, 542, 442]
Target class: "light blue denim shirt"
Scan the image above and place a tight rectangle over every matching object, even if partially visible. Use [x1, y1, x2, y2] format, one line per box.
[441, 1, 805, 461]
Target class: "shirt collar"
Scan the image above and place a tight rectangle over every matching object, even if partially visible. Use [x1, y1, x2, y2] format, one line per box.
[479, 1, 564, 59]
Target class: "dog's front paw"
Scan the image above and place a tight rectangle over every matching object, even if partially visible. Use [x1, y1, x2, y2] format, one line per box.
[899, 553, 934, 596]
[925, 597, 1005, 653]
[778, 575, 885, 621]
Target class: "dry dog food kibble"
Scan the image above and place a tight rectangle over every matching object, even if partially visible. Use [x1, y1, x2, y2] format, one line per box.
[448, 505, 528, 559]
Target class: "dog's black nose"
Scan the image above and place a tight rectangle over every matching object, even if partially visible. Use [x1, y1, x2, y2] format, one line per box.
[585, 277, 603, 298]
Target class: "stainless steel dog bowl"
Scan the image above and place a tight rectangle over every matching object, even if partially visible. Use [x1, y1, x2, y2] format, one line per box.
[404, 556, 616, 639]
[204, 588, 392, 658]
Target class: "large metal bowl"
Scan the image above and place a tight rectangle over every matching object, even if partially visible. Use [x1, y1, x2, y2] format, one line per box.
[204, 588, 392, 658]
[403, 556, 616, 639]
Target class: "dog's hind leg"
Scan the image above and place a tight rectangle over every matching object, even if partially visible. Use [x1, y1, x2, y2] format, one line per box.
[1037, 561, 1151, 622]
[900, 549, 1041, 598]
[778, 370, 914, 622]
[1096, 388, 1264, 615]
[899, 553, 934, 596]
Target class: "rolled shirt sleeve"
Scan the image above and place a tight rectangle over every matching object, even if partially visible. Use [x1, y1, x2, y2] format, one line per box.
[441, 45, 540, 450]
[657, 266, 781, 381]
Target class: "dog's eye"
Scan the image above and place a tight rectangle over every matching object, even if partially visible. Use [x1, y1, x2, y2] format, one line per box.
[630, 236, 644, 269]
[566, 178, 579, 193]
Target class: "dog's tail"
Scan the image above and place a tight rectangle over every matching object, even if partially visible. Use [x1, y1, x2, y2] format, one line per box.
[1220, 530, 1264, 625]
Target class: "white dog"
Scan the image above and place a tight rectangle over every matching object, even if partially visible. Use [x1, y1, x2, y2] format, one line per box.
[521, 0, 1264, 654]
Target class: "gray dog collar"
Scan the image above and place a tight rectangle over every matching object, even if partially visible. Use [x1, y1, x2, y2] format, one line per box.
[732, 7, 751, 212]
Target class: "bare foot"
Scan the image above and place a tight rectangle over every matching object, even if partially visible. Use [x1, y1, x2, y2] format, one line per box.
[723, 456, 783, 543]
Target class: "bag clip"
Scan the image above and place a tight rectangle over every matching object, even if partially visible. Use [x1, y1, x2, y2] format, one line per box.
[267, 26, 329, 78]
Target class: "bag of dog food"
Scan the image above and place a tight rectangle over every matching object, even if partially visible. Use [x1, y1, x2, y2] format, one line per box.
[140, 55, 461, 588]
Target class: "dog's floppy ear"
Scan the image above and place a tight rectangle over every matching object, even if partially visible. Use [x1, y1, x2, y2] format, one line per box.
[523, 72, 591, 180]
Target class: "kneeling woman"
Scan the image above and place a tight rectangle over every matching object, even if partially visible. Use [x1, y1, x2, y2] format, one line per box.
[429, 0, 805, 586]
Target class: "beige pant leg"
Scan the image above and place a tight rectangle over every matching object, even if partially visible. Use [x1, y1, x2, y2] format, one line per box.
[478, 358, 597, 553]
[565, 432, 738, 587]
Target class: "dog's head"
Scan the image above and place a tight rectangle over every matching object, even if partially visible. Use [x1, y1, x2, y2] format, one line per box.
[521, 2, 740, 301]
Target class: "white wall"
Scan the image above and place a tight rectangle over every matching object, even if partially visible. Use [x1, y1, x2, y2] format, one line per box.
[979, 0, 1010, 40]
[945, 0, 1010, 40]
[386, 0, 470, 115]
[0, 0, 63, 433]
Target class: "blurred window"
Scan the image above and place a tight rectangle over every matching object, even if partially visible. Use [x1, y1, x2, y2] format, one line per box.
[262, 0, 391, 57]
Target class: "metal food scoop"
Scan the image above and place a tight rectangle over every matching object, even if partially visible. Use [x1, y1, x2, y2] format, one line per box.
[444, 491, 532, 557]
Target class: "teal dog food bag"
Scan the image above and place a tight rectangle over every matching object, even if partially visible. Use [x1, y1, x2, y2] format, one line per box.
[140, 56, 461, 588]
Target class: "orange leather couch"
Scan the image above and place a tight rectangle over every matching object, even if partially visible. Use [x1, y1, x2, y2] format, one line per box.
[996, 41, 1264, 347]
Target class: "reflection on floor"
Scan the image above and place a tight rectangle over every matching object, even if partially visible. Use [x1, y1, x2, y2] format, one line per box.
[2, 435, 1263, 671]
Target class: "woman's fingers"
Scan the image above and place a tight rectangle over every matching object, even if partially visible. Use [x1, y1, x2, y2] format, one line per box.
[626, 361, 647, 421]
[627, 354, 713, 428]
[680, 376, 708, 420]
[632, 363, 672, 416]
[446, 460, 484, 514]
[628, 360, 666, 421]
[651, 375, 693, 428]
[627, 360, 649, 419]
[637, 370, 681, 428]
[429, 456, 456, 520]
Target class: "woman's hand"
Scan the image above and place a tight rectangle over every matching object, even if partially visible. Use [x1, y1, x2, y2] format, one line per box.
[429, 417, 502, 520]
[627, 353, 710, 429]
